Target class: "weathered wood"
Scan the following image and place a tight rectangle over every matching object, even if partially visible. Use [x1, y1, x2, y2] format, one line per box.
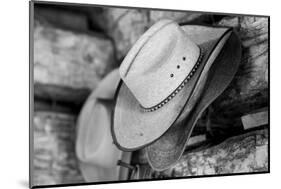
[170, 129, 268, 176]
[213, 16, 268, 116]
[33, 19, 116, 103]
[34, 6, 89, 32]
[94, 8, 150, 60]
[134, 129, 268, 179]
[32, 112, 84, 186]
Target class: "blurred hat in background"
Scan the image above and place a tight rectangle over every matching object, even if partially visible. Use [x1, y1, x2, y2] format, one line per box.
[76, 69, 131, 182]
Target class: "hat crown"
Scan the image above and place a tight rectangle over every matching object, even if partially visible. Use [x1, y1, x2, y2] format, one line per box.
[120, 20, 200, 108]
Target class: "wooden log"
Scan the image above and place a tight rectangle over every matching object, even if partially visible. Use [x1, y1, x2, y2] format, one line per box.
[133, 129, 268, 179]
[93, 8, 150, 60]
[213, 16, 268, 116]
[33, 19, 116, 103]
[170, 129, 268, 176]
[34, 5, 89, 32]
[32, 111, 84, 186]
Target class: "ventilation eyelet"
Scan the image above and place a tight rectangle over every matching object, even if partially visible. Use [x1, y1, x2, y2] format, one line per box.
[170, 73, 174, 78]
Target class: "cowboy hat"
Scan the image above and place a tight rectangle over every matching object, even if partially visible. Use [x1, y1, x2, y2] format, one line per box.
[76, 69, 132, 182]
[111, 19, 241, 152]
[146, 26, 241, 170]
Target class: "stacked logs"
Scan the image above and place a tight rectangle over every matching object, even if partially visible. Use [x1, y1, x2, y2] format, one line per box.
[33, 6, 116, 185]
[33, 112, 84, 185]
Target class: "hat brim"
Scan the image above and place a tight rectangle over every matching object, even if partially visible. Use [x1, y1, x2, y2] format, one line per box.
[112, 25, 236, 151]
[76, 69, 132, 181]
[146, 29, 242, 171]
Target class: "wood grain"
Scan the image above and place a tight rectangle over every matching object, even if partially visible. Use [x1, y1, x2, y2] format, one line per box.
[33, 19, 116, 101]
[32, 111, 84, 186]
[132, 129, 268, 179]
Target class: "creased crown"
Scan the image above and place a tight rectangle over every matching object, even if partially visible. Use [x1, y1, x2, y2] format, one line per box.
[119, 19, 200, 108]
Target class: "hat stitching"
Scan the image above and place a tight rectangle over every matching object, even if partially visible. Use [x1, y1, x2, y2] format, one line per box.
[141, 47, 204, 113]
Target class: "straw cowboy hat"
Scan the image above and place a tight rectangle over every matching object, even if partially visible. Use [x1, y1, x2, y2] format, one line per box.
[76, 69, 132, 182]
[146, 25, 241, 171]
[142, 22, 241, 171]
[111, 19, 241, 158]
